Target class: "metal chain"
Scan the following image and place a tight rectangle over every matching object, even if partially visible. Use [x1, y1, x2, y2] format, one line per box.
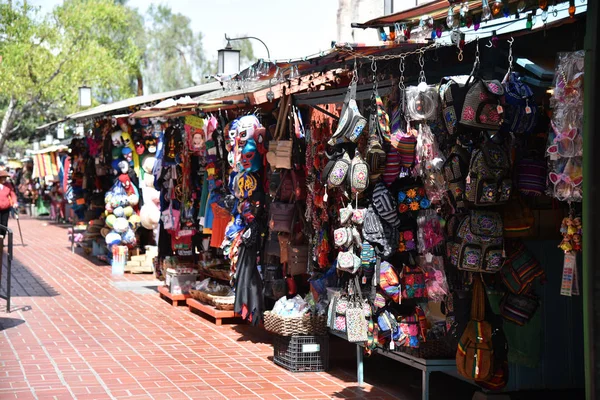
[338, 41, 441, 62]
[398, 55, 406, 90]
[418, 49, 426, 83]
[507, 37, 514, 72]
[371, 59, 378, 90]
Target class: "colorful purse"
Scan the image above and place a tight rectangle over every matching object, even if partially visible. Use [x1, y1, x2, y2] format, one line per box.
[379, 261, 401, 303]
[352, 208, 367, 225]
[400, 265, 428, 300]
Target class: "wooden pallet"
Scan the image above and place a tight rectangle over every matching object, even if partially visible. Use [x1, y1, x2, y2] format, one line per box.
[158, 285, 190, 306]
[186, 298, 239, 326]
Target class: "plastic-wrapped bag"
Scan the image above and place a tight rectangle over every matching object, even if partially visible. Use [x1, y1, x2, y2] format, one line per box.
[419, 254, 449, 302]
[415, 125, 447, 203]
[416, 210, 444, 254]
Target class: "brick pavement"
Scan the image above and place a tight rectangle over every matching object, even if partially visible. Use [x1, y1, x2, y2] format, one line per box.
[0, 217, 472, 400]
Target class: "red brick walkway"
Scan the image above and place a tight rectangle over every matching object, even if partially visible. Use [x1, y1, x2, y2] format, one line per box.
[0, 217, 415, 400]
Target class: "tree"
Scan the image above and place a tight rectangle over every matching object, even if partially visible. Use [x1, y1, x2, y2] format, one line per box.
[143, 5, 210, 94]
[0, 0, 142, 152]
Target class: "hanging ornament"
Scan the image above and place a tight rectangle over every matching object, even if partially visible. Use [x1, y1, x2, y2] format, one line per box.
[453, 16, 460, 28]
[460, 15, 466, 27]
[446, 6, 455, 28]
[404, 27, 411, 40]
[431, 30, 437, 39]
[515, 9, 520, 19]
[481, 0, 492, 20]
[491, 31, 499, 47]
[539, 0, 548, 11]
[517, 0, 526, 11]
[503, 5, 510, 18]
[474, 15, 481, 30]
[466, 16, 473, 28]
[436, 25, 443, 38]
[491, 0, 503, 16]
[459, 2, 468, 27]
[526, 13, 533, 29]
[378, 28, 387, 41]
[541, 10, 548, 23]
[569, 0, 576, 17]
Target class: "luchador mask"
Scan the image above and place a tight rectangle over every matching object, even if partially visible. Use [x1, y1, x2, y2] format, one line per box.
[145, 137, 157, 154]
[240, 139, 261, 172]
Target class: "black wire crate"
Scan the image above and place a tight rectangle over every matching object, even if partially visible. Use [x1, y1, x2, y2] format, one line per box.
[273, 335, 329, 372]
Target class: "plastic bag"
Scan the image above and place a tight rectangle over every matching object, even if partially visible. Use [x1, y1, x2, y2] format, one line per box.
[416, 210, 444, 253]
[419, 255, 449, 302]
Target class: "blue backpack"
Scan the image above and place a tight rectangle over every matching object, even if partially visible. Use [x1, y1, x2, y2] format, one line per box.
[501, 72, 537, 136]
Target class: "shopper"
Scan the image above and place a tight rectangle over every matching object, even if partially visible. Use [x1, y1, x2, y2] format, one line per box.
[0, 170, 18, 238]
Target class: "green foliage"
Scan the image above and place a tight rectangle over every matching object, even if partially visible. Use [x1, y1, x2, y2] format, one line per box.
[143, 4, 209, 93]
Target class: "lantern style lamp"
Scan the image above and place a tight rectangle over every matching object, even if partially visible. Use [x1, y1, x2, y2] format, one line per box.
[78, 86, 92, 108]
[218, 41, 241, 75]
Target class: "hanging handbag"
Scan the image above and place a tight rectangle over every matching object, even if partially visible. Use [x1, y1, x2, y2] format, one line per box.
[278, 233, 290, 263]
[291, 169, 307, 201]
[264, 231, 281, 257]
[350, 150, 369, 195]
[329, 79, 367, 145]
[346, 277, 369, 343]
[287, 204, 309, 275]
[269, 202, 295, 232]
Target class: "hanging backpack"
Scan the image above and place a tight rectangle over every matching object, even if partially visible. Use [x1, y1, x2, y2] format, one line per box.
[372, 182, 400, 228]
[366, 115, 387, 180]
[362, 206, 392, 257]
[501, 72, 537, 136]
[460, 77, 505, 132]
[456, 275, 494, 381]
[440, 75, 470, 137]
[465, 139, 512, 206]
[447, 210, 504, 273]
[443, 144, 471, 209]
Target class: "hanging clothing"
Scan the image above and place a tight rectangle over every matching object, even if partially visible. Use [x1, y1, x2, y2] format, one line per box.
[209, 203, 231, 248]
[233, 221, 264, 326]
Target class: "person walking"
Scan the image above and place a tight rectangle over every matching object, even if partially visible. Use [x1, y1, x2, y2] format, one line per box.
[0, 170, 18, 238]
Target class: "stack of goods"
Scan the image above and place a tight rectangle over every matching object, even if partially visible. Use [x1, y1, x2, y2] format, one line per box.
[126, 245, 158, 273]
[546, 51, 584, 298]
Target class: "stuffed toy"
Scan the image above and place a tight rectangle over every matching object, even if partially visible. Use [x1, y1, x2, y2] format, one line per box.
[121, 131, 140, 176]
[140, 186, 160, 230]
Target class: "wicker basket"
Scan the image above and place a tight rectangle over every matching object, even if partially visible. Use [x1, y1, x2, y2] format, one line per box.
[212, 295, 235, 311]
[397, 339, 455, 359]
[189, 289, 214, 305]
[263, 311, 328, 336]
[203, 268, 231, 282]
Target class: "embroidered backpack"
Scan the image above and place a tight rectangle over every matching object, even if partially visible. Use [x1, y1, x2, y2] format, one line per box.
[501, 72, 537, 136]
[460, 78, 505, 132]
[440, 75, 470, 136]
[447, 210, 504, 273]
[465, 140, 512, 206]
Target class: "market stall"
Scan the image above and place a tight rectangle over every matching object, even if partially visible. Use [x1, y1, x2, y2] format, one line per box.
[147, 1, 587, 398]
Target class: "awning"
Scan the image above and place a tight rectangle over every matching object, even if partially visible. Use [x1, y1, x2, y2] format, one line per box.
[30, 145, 69, 155]
[36, 119, 66, 132]
[67, 82, 221, 121]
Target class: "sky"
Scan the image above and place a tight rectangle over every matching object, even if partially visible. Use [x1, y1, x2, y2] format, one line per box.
[29, 0, 339, 62]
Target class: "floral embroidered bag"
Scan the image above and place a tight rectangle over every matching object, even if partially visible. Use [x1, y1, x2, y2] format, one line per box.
[460, 78, 505, 132]
[447, 210, 504, 273]
[465, 139, 512, 206]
